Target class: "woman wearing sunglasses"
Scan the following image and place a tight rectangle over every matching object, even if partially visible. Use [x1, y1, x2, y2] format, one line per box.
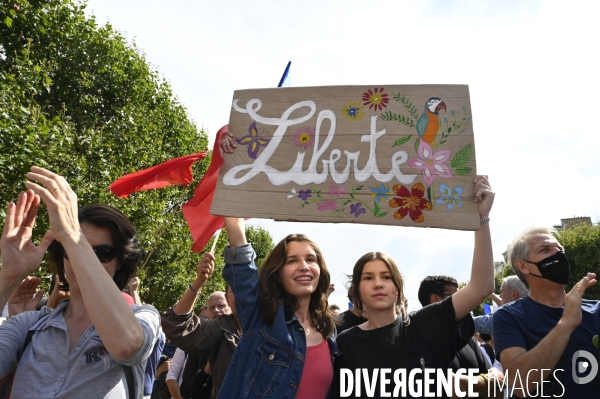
[0, 167, 160, 399]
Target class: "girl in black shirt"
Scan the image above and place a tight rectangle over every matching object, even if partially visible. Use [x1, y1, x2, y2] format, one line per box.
[333, 175, 496, 398]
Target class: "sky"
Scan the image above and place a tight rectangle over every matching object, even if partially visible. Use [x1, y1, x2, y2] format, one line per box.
[85, 0, 600, 311]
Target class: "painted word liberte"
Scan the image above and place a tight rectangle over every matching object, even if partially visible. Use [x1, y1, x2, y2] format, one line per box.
[340, 368, 481, 397]
[225, 99, 418, 187]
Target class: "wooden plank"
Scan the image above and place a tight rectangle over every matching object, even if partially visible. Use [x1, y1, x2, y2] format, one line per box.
[212, 84, 479, 230]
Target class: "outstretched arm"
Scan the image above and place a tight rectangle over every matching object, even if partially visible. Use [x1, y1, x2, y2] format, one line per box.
[488, 292, 502, 307]
[452, 175, 495, 320]
[173, 253, 215, 315]
[127, 277, 143, 305]
[224, 217, 247, 247]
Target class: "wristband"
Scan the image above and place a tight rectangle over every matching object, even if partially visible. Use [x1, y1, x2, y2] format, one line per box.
[480, 217, 490, 225]
[188, 283, 198, 294]
[480, 373, 489, 384]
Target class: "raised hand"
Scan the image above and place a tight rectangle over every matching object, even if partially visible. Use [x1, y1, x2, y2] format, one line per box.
[219, 130, 237, 154]
[8, 276, 45, 317]
[196, 252, 215, 285]
[24, 166, 81, 243]
[1, 189, 53, 283]
[473, 175, 494, 219]
[46, 274, 70, 309]
[563, 273, 597, 330]
[128, 277, 140, 293]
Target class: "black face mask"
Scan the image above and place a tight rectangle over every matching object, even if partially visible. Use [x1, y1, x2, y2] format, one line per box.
[523, 251, 570, 285]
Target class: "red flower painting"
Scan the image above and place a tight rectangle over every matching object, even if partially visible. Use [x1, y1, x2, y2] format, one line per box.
[388, 182, 432, 223]
[362, 87, 389, 111]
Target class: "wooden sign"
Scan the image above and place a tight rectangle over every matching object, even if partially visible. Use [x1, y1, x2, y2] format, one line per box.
[211, 85, 480, 230]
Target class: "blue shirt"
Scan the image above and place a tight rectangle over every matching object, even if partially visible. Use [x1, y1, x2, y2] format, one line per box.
[473, 313, 494, 334]
[144, 330, 165, 395]
[220, 243, 339, 399]
[493, 296, 600, 398]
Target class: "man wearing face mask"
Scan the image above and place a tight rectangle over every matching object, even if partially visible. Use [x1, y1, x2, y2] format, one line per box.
[493, 227, 599, 398]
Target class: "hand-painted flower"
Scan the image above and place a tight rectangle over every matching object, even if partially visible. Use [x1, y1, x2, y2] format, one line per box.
[362, 88, 389, 112]
[437, 184, 463, 210]
[341, 101, 364, 121]
[388, 182, 433, 223]
[298, 189, 312, 201]
[406, 140, 452, 186]
[369, 184, 390, 202]
[287, 188, 298, 200]
[317, 199, 337, 211]
[328, 183, 346, 197]
[350, 203, 366, 217]
[292, 126, 315, 149]
[235, 122, 270, 159]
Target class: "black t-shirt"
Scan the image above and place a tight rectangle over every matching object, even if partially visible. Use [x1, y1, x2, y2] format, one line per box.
[334, 297, 474, 398]
[335, 310, 367, 334]
[450, 337, 490, 373]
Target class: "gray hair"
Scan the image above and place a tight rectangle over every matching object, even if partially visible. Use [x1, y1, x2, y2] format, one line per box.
[502, 275, 529, 298]
[507, 226, 557, 288]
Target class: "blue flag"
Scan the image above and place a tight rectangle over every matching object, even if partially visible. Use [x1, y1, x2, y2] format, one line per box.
[483, 303, 492, 315]
[278, 61, 291, 87]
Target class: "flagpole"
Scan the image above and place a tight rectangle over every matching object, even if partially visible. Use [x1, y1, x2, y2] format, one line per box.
[277, 61, 291, 87]
[210, 229, 221, 253]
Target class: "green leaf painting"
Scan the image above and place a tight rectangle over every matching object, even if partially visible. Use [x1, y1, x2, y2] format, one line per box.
[379, 111, 415, 127]
[450, 143, 473, 168]
[392, 135, 412, 148]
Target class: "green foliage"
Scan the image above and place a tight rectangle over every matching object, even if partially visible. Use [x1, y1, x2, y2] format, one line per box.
[372, 200, 388, 218]
[142, 224, 275, 312]
[453, 166, 472, 176]
[439, 109, 470, 145]
[378, 111, 415, 127]
[0, 0, 276, 312]
[450, 142, 473, 177]
[392, 93, 419, 120]
[502, 262, 515, 277]
[558, 223, 600, 300]
[450, 143, 472, 169]
[391, 135, 412, 148]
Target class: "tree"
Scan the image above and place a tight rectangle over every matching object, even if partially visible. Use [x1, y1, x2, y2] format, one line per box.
[558, 223, 600, 300]
[141, 224, 275, 312]
[0, 0, 276, 311]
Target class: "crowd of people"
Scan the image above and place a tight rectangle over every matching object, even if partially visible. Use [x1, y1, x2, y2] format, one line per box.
[0, 151, 598, 398]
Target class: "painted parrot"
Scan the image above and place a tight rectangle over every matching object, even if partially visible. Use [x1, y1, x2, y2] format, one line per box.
[416, 97, 447, 145]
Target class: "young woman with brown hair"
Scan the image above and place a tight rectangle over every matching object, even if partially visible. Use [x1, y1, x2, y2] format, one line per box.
[333, 175, 496, 399]
[216, 217, 339, 399]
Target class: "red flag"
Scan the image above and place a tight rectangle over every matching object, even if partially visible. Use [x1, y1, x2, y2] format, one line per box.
[182, 125, 229, 252]
[109, 152, 207, 198]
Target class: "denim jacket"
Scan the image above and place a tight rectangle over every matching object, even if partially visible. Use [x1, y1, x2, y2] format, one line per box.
[220, 243, 339, 399]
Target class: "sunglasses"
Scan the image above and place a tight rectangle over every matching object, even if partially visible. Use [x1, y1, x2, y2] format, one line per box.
[62, 245, 118, 263]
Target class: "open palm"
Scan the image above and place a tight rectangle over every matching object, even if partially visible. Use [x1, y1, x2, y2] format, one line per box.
[1, 190, 53, 282]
